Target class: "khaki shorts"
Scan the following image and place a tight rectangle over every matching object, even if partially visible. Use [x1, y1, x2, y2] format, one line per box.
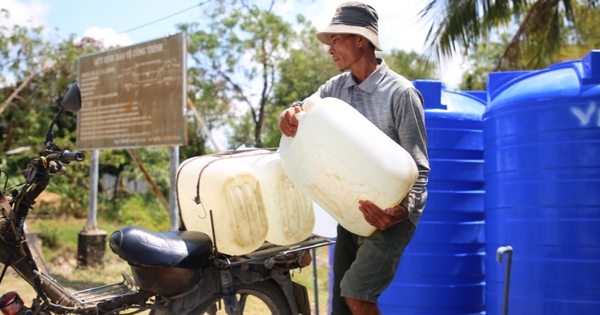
[334, 219, 416, 306]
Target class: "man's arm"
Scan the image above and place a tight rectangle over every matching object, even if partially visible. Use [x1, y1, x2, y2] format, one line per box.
[359, 87, 429, 230]
[396, 87, 429, 219]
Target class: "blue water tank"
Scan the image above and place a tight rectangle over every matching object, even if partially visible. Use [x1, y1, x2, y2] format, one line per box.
[484, 50, 600, 314]
[376, 80, 486, 314]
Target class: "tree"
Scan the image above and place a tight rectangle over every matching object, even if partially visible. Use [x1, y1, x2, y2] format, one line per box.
[459, 33, 514, 90]
[555, 3, 600, 61]
[419, 0, 600, 71]
[455, 3, 600, 90]
[0, 24, 92, 174]
[379, 49, 438, 81]
[180, 1, 295, 149]
[0, 18, 101, 216]
[265, 15, 340, 148]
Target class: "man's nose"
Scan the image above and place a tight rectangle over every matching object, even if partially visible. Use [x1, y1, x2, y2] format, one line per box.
[328, 45, 334, 54]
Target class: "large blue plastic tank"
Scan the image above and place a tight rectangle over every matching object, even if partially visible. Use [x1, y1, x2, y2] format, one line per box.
[484, 50, 600, 314]
[376, 80, 486, 314]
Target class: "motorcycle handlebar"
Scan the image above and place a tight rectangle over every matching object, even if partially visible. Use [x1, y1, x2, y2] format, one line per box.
[59, 150, 85, 163]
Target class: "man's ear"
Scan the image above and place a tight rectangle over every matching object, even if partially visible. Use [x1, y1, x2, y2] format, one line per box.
[357, 35, 369, 49]
[356, 35, 365, 48]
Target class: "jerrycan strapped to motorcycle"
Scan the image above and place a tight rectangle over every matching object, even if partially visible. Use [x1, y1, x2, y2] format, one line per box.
[176, 153, 269, 255]
[237, 150, 315, 246]
[177, 149, 316, 255]
[279, 95, 419, 237]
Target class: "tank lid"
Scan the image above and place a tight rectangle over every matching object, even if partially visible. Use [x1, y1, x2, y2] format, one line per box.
[582, 50, 600, 84]
[488, 50, 600, 100]
[487, 70, 532, 101]
[413, 80, 447, 110]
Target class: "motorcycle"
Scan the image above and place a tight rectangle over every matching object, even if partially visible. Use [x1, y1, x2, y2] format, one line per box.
[0, 83, 333, 315]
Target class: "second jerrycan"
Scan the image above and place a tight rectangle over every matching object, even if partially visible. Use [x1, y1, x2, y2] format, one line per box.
[279, 95, 418, 236]
[238, 150, 315, 245]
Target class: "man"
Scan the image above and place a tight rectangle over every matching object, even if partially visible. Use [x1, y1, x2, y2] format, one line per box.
[279, 2, 429, 314]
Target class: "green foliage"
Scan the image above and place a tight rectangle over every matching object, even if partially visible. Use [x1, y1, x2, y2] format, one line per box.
[420, 0, 600, 72]
[555, 4, 600, 61]
[1, 20, 100, 216]
[265, 17, 340, 148]
[181, 2, 297, 148]
[459, 34, 515, 91]
[40, 158, 91, 218]
[179, 117, 213, 159]
[120, 148, 171, 197]
[27, 217, 85, 254]
[101, 193, 169, 231]
[38, 223, 60, 249]
[380, 49, 439, 81]
[458, 2, 600, 91]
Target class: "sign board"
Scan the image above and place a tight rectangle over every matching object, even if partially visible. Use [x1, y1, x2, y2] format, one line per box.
[77, 33, 187, 150]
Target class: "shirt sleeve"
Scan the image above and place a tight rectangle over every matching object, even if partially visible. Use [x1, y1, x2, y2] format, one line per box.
[395, 87, 430, 217]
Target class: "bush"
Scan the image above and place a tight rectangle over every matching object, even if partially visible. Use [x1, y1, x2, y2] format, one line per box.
[38, 223, 60, 249]
[100, 194, 170, 231]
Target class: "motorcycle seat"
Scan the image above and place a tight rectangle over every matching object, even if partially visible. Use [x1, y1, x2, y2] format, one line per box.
[109, 226, 213, 269]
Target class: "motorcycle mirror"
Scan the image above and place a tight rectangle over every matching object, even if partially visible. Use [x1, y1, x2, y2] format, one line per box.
[61, 82, 81, 112]
[45, 83, 81, 149]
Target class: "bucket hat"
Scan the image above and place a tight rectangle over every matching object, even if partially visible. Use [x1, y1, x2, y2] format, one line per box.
[316, 1, 382, 51]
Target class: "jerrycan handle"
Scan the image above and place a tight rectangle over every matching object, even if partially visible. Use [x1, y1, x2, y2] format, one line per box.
[294, 110, 306, 122]
[292, 94, 320, 130]
[292, 111, 307, 137]
[301, 94, 321, 112]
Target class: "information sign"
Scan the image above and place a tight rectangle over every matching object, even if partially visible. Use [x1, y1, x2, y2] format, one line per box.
[77, 33, 186, 150]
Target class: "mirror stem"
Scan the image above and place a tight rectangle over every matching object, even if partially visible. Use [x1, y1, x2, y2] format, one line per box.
[45, 107, 65, 149]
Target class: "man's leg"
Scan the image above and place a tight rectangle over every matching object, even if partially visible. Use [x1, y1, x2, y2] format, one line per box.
[339, 220, 417, 314]
[345, 297, 382, 315]
[332, 225, 358, 315]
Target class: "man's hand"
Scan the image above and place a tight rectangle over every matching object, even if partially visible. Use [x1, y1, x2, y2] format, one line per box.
[279, 106, 303, 137]
[358, 200, 409, 231]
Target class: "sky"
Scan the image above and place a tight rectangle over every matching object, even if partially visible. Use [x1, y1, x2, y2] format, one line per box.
[1, 0, 467, 89]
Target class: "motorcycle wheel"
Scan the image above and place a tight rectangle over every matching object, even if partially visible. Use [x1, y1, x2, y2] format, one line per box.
[191, 281, 293, 315]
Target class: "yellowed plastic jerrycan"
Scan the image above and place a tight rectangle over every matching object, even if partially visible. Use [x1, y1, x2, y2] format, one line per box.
[279, 95, 419, 236]
[176, 153, 268, 255]
[238, 150, 315, 245]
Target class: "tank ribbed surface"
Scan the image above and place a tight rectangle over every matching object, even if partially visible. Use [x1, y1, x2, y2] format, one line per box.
[378, 80, 486, 314]
[484, 51, 600, 314]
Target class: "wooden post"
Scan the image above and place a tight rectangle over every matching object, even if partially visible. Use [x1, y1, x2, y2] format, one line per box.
[77, 229, 107, 267]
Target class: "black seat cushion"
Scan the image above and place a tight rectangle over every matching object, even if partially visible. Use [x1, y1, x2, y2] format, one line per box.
[109, 226, 213, 269]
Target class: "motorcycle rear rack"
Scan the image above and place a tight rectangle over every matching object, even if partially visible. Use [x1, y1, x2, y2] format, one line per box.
[223, 235, 335, 267]
[36, 270, 138, 306]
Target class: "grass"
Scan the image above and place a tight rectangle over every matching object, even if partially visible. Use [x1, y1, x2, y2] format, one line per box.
[1, 216, 333, 315]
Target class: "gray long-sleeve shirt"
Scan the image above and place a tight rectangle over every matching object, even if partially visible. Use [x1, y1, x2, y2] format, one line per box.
[308, 59, 429, 226]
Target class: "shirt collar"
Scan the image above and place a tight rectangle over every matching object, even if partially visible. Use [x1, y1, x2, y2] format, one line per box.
[343, 58, 388, 94]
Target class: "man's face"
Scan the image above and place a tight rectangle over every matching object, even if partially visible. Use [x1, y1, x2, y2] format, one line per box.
[328, 34, 361, 71]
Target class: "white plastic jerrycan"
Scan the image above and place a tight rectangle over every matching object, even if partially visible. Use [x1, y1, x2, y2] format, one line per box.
[311, 202, 338, 238]
[176, 154, 268, 255]
[238, 150, 315, 245]
[279, 95, 419, 236]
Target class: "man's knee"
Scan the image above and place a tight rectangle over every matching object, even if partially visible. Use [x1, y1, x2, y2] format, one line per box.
[344, 297, 381, 315]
